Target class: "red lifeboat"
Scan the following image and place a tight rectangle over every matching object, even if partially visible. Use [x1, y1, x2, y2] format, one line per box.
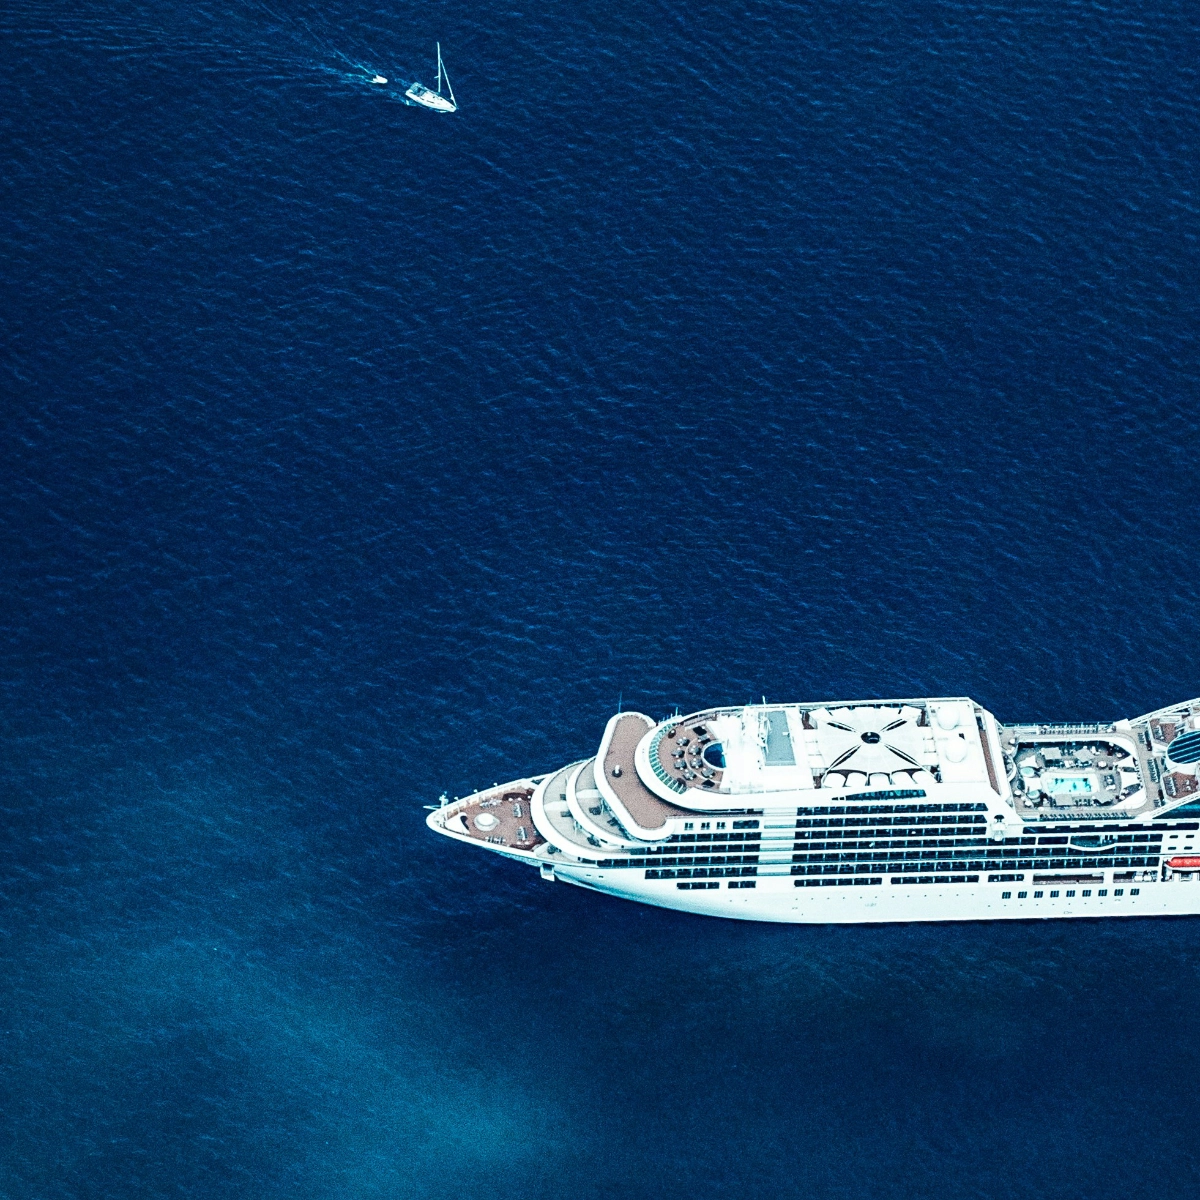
[1167, 857, 1200, 869]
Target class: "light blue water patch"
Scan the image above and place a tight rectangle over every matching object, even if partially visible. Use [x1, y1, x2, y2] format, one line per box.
[1050, 776, 1094, 794]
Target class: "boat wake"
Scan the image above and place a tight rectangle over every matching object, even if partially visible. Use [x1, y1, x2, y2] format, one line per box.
[0, 0, 401, 100]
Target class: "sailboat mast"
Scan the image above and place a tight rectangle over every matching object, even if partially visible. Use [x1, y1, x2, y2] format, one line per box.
[437, 42, 456, 109]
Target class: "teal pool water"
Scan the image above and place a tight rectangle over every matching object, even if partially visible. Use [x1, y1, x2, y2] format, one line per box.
[1051, 776, 1094, 793]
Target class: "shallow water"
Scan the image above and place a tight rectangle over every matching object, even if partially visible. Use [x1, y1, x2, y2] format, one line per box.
[3, 0, 1200, 1196]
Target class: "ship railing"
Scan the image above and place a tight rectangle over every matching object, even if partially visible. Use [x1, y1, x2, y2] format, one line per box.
[1032, 808, 1132, 821]
[647, 726, 687, 795]
[1007, 722, 1116, 737]
[1129, 696, 1200, 725]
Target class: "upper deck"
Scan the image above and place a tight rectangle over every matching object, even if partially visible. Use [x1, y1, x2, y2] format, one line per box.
[997, 697, 1200, 822]
[637, 697, 1004, 810]
[427, 696, 1200, 867]
[596, 713, 694, 838]
[1000, 724, 1150, 819]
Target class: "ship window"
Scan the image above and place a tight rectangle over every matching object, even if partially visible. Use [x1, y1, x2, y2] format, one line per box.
[1034, 891, 1044, 898]
[1098, 889, 1108, 896]
[1002, 891, 1012, 899]
[716, 821, 726, 829]
[1050, 890, 1059, 898]
[1132, 888, 1140, 895]
[701, 822, 710, 830]
[1114, 888, 1124, 896]
[1066, 889, 1076, 897]
[1082, 889, 1092, 897]
[684, 823, 693, 830]
[1018, 891, 1028, 898]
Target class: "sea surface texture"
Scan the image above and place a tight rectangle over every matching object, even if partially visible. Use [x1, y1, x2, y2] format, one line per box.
[3, 0, 1200, 1196]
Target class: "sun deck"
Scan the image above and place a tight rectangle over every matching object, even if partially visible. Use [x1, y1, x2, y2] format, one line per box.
[442, 782, 543, 851]
[598, 712, 693, 839]
[999, 723, 1157, 821]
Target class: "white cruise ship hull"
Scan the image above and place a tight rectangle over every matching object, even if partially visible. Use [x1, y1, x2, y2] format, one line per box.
[427, 695, 1200, 924]
[550, 861, 1200, 923]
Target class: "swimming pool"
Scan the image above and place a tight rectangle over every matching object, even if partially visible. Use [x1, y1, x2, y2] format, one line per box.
[1050, 775, 1093, 793]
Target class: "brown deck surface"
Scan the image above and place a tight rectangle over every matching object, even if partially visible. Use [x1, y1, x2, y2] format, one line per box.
[603, 713, 692, 836]
[1166, 771, 1199, 799]
[451, 784, 543, 851]
[1151, 720, 1179, 745]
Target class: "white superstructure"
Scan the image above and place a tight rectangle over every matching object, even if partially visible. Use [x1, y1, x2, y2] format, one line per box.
[426, 695, 1200, 923]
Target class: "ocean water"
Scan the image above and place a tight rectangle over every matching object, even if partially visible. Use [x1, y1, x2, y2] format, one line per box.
[3, 0, 1200, 1195]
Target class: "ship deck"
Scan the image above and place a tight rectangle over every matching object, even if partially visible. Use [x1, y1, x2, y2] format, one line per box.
[442, 782, 543, 852]
[602, 712, 693, 836]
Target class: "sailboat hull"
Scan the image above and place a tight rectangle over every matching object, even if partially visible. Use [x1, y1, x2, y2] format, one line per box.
[406, 44, 457, 112]
[404, 83, 456, 111]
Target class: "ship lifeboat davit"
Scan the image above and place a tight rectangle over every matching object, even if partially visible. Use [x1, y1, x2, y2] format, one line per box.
[1167, 857, 1200, 869]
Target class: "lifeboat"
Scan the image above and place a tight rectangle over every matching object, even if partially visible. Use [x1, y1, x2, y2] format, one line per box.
[1167, 857, 1200, 869]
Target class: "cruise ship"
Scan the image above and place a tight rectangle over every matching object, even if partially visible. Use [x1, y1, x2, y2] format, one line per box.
[426, 696, 1200, 923]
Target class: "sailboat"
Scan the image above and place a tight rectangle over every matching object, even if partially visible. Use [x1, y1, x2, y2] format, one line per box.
[405, 43, 457, 112]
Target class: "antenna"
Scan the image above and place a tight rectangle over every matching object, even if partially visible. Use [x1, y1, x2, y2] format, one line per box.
[618, 690, 623, 713]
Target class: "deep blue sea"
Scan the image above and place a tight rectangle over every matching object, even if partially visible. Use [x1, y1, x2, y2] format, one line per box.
[3, 0, 1200, 1195]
